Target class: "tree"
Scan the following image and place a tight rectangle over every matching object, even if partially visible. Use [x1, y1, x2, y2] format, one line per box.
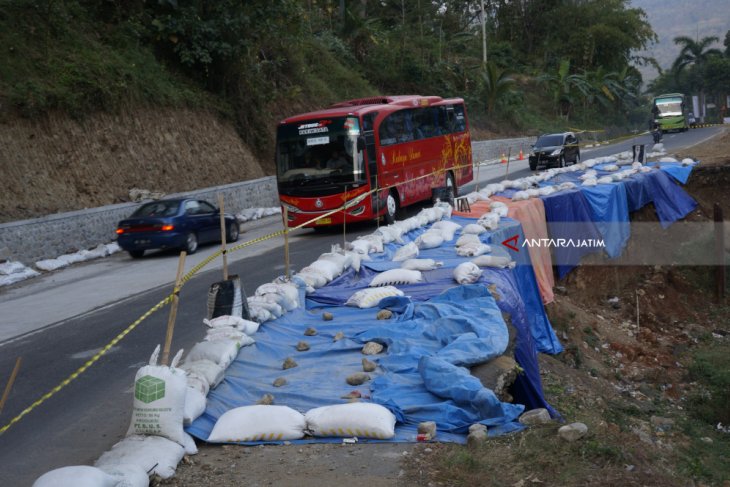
[672, 36, 724, 74]
[537, 59, 589, 120]
[481, 61, 516, 115]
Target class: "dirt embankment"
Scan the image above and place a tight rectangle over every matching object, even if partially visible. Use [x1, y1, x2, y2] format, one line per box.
[0, 109, 267, 223]
[158, 130, 730, 487]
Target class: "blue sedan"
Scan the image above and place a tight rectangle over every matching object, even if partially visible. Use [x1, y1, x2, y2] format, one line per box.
[116, 198, 239, 258]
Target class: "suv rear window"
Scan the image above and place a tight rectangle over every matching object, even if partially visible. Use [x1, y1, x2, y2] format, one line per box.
[536, 135, 564, 146]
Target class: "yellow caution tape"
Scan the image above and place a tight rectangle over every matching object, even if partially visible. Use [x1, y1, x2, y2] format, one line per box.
[0, 153, 481, 436]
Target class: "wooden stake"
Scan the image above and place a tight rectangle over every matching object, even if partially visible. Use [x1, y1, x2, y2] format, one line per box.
[715, 203, 726, 302]
[505, 147, 512, 176]
[0, 357, 21, 415]
[162, 251, 186, 366]
[283, 207, 290, 280]
[636, 291, 640, 336]
[475, 160, 481, 192]
[343, 185, 348, 250]
[217, 193, 228, 281]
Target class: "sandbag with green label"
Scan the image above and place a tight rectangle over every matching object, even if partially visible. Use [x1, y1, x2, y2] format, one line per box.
[127, 345, 187, 446]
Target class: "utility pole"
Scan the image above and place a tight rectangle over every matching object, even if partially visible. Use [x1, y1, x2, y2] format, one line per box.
[481, 0, 487, 68]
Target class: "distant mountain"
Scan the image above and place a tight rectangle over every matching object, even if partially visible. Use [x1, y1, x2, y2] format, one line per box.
[630, 0, 729, 82]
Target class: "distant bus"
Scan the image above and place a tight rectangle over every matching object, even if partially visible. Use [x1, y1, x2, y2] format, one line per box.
[652, 93, 689, 132]
[275, 95, 473, 228]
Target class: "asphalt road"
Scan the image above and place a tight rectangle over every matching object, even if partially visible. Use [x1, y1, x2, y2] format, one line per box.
[0, 126, 723, 485]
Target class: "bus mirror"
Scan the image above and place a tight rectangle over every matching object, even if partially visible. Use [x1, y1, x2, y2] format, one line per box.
[357, 136, 365, 152]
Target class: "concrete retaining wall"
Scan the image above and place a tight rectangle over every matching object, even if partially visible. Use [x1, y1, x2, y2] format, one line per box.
[0, 176, 279, 265]
[1, 137, 532, 265]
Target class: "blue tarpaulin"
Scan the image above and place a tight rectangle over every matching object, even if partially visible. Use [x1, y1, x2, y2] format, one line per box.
[580, 183, 630, 258]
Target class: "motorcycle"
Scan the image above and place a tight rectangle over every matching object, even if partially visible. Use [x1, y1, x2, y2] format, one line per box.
[652, 128, 663, 144]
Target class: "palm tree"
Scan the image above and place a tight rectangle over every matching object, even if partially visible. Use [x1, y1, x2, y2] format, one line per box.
[672, 36, 723, 119]
[481, 61, 516, 115]
[672, 36, 724, 73]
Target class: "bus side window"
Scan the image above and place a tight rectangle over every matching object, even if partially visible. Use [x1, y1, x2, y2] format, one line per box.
[444, 106, 456, 134]
[379, 114, 397, 146]
[430, 107, 443, 137]
[413, 108, 427, 140]
[453, 104, 466, 132]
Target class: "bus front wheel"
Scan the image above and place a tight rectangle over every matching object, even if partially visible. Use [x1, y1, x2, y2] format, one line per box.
[384, 191, 399, 225]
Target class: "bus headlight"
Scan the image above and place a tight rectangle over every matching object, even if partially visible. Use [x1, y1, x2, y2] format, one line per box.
[281, 202, 300, 213]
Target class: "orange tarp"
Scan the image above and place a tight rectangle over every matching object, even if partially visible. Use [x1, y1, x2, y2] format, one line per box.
[453, 198, 555, 304]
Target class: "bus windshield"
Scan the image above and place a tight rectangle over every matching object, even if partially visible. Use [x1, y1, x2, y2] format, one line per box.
[276, 116, 365, 187]
[655, 98, 682, 117]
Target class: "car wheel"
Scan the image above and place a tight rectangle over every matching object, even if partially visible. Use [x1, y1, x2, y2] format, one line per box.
[529, 160, 537, 171]
[184, 232, 198, 255]
[128, 250, 145, 259]
[445, 172, 458, 198]
[384, 191, 398, 225]
[226, 222, 240, 243]
[558, 155, 565, 168]
[574, 152, 581, 165]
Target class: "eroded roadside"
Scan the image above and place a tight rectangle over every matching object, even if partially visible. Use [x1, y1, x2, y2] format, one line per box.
[160, 130, 730, 487]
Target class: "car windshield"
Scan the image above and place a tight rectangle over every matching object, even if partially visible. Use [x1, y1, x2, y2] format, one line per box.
[276, 116, 366, 187]
[535, 135, 563, 147]
[131, 201, 180, 217]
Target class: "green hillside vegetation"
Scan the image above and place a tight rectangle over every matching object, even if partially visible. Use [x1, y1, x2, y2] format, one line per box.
[1, 0, 664, 164]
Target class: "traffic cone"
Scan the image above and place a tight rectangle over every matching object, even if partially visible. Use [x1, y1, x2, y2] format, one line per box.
[500, 152, 507, 164]
[518, 148, 524, 160]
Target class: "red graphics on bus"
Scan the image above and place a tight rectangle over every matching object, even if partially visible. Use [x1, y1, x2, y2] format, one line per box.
[275, 95, 473, 227]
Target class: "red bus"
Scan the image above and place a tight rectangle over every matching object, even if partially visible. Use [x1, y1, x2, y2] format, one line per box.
[275, 95, 473, 228]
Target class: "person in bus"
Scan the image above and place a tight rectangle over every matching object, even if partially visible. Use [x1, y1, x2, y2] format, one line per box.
[326, 149, 348, 171]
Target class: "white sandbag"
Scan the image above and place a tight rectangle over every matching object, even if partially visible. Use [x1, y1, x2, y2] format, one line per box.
[578, 169, 597, 180]
[557, 182, 576, 191]
[183, 386, 207, 426]
[461, 224, 486, 235]
[538, 186, 556, 196]
[597, 176, 614, 184]
[308, 259, 341, 281]
[369, 269, 423, 287]
[472, 255, 515, 269]
[98, 463, 149, 487]
[392, 242, 419, 262]
[491, 205, 509, 218]
[344, 250, 362, 272]
[247, 297, 283, 318]
[477, 213, 500, 230]
[247, 303, 273, 323]
[127, 347, 187, 446]
[317, 252, 348, 272]
[455, 233, 481, 248]
[681, 158, 694, 166]
[345, 286, 404, 309]
[348, 239, 372, 256]
[512, 191, 529, 201]
[526, 188, 540, 197]
[203, 315, 244, 329]
[456, 242, 491, 257]
[33, 466, 117, 487]
[205, 326, 255, 345]
[305, 402, 396, 439]
[431, 220, 461, 241]
[186, 340, 241, 369]
[582, 178, 598, 186]
[357, 234, 384, 253]
[602, 164, 619, 172]
[185, 369, 210, 396]
[255, 283, 298, 311]
[207, 405, 306, 442]
[182, 432, 198, 455]
[415, 231, 444, 250]
[401, 259, 443, 271]
[454, 262, 483, 284]
[95, 435, 185, 480]
[181, 360, 224, 389]
[640, 166, 654, 173]
[659, 156, 677, 163]
[433, 201, 452, 219]
[297, 267, 328, 288]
